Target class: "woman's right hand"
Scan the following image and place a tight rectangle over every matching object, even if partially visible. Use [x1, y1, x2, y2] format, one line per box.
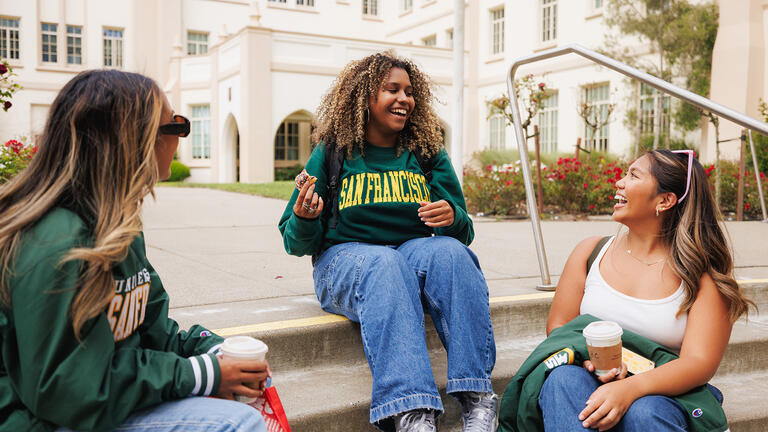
[293, 182, 324, 219]
[216, 356, 270, 401]
[583, 360, 628, 383]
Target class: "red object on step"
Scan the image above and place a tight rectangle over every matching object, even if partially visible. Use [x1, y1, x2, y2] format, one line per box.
[249, 386, 292, 432]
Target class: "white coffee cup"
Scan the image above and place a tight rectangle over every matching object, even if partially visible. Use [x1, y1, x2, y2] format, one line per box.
[582, 321, 623, 376]
[221, 336, 269, 403]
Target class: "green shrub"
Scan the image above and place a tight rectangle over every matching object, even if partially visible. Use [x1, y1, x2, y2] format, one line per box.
[704, 160, 768, 219]
[0, 139, 36, 184]
[275, 164, 304, 181]
[165, 160, 190, 182]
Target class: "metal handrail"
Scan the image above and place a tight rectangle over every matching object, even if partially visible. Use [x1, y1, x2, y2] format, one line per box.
[506, 43, 768, 290]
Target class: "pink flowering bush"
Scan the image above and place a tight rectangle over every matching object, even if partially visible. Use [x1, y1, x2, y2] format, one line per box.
[1, 139, 37, 183]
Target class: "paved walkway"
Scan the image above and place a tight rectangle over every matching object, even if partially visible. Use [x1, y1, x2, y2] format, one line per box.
[144, 186, 768, 330]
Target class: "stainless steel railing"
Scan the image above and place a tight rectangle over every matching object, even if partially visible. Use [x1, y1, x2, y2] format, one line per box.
[506, 43, 768, 290]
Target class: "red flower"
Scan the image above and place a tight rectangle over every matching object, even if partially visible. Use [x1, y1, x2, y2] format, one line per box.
[494, 195, 499, 200]
[486, 164, 493, 172]
[506, 180, 512, 186]
[583, 183, 588, 189]
[590, 204, 596, 210]
[3, 101, 11, 110]
[0, 63, 7, 75]
[745, 202, 751, 210]
[559, 174, 566, 180]
[538, 82, 546, 89]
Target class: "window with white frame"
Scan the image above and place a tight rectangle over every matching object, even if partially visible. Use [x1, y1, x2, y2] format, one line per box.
[67, 25, 82, 65]
[582, 83, 610, 151]
[41, 23, 57, 63]
[422, 35, 436, 46]
[490, 8, 504, 55]
[103, 28, 124, 68]
[541, 0, 557, 42]
[191, 105, 211, 159]
[538, 91, 559, 153]
[187, 31, 208, 55]
[594, 0, 603, 9]
[0, 18, 20, 60]
[363, 0, 379, 16]
[268, 0, 287, 3]
[401, 0, 413, 13]
[639, 82, 670, 137]
[297, 0, 315, 6]
[489, 114, 506, 150]
[446, 28, 454, 47]
[274, 120, 300, 161]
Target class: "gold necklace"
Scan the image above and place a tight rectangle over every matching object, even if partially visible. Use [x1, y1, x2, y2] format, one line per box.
[625, 233, 666, 266]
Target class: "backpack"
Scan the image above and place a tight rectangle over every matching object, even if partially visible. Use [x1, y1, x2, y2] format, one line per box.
[322, 145, 437, 229]
[586, 236, 611, 273]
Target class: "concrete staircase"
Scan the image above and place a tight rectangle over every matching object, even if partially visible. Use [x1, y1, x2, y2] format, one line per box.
[231, 280, 768, 432]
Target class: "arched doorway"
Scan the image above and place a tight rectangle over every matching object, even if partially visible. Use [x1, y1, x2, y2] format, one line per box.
[274, 110, 314, 179]
[221, 114, 240, 183]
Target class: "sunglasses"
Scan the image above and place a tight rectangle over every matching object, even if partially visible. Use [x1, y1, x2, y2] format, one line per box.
[671, 150, 694, 203]
[158, 114, 190, 137]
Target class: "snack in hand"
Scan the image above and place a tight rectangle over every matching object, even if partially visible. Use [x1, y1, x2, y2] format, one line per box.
[295, 169, 317, 190]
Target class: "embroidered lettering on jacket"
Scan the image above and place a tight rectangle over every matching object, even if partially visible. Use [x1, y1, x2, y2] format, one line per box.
[338, 170, 431, 210]
[107, 268, 151, 342]
[543, 348, 575, 370]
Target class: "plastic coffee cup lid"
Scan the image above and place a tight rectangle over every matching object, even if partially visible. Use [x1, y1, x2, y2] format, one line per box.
[583, 321, 623, 341]
[221, 336, 268, 356]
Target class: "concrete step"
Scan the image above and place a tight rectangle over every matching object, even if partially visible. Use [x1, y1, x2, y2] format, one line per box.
[204, 279, 768, 431]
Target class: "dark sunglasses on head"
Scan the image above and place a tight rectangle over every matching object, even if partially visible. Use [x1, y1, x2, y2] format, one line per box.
[159, 114, 190, 137]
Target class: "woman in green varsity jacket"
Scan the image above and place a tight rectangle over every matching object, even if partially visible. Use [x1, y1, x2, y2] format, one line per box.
[278, 52, 497, 432]
[0, 70, 268, 432]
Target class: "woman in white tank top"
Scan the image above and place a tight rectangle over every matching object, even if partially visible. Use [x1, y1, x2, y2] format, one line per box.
[538, 150, 754, 431]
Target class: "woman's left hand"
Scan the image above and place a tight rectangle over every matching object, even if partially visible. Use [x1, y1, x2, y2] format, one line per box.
[579, 379, 638, 431]
[418, 200, 454, 227]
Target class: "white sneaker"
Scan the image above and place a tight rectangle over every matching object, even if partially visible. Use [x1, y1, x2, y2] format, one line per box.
[394, 409, 437, 432]
[456, 392, 498, 432]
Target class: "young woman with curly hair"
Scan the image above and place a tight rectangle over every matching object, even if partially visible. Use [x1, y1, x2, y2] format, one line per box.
[278, 51, 497, 432]
[0, 70, 268, 431]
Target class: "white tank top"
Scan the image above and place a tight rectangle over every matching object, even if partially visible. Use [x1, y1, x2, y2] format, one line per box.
[579, 236, 688, 353]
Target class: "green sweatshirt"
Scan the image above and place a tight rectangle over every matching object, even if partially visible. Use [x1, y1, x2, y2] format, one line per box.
[497, 314, 728, 432]
[0, 208, 223, 432]
[279, 142, 473, 256]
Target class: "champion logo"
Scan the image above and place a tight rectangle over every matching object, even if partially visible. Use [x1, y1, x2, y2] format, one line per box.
[199, 330, 212, 337]
[691, 408, 703, 418]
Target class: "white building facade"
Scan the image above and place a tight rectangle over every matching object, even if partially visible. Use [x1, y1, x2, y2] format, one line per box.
[0, 0, 765, 183]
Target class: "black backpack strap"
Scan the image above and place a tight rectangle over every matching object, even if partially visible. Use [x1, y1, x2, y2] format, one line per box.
[413, 150, 436, 183]
[586, 236, 611, 273]
[325, 145, 345, 229]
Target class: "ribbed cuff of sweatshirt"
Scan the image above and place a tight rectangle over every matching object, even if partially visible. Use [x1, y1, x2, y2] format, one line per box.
[187, 353, 221, 397]
[437, 201, 470, 239]
[288, 212, 322, 241]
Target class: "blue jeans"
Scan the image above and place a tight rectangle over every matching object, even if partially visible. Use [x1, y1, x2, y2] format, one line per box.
[56, 397, 266, 431]
[538, 365, 723, 431]
[313, 236, 496, 428]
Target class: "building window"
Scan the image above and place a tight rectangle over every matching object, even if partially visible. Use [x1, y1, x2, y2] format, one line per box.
[0, 18, 20, 60]
[422, 35, 436, 46]
[582, 83, 610, 151]
[297, 0, 315, 6]
[41, 23, 57, 63]
[541, 0, 557, 42]
[539, 91, 558, 153]
[489, 114, 506, 150]
[594, 0, 603, 8]
[187, 31, 208, 55]
[274, 120, 300, 161]
[639, 82, 670, 137]
[401, 0, 413, 12]
[268, 0, 287, 2]
[103, 28, 124, 68]
[67, 25, 82, 65]
[490, 8, 504, 55]
[446, 28, 454, 47]
[363, 0, 379, 16]
[191, 105, 211, 159]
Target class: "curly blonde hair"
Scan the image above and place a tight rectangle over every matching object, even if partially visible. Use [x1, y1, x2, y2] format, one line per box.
[311, 50, 444, 158]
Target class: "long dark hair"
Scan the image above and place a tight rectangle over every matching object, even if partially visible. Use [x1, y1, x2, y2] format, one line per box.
[647, 150, 754, 322]
[0, 69, 164, 339]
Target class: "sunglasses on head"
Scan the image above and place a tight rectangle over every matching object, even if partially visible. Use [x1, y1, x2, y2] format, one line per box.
[671, 150, 694, 203]
[158, 114, 190, 138]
